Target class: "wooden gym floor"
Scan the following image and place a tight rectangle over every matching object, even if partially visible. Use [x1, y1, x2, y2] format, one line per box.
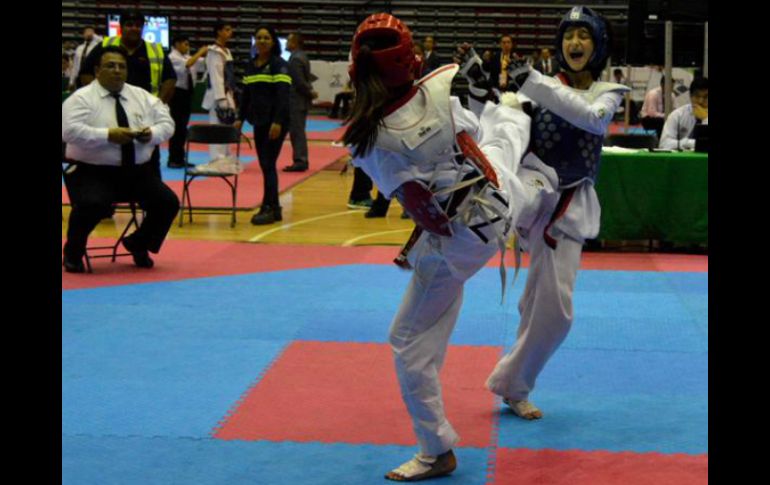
[61, 139, 415, 248]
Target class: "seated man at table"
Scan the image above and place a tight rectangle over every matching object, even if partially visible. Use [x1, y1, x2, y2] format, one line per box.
[62, 46, 179, 273]
[659, 77, 708, 151]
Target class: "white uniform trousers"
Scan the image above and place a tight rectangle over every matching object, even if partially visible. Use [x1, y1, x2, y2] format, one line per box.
[207, 109, 232, 161]
[485, 215, 583, 400]
[390, 219, 501, 456]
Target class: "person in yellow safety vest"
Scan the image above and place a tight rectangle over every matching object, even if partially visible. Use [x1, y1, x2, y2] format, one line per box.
[78, 10, 176, 104]
[77, 10, 177, 178]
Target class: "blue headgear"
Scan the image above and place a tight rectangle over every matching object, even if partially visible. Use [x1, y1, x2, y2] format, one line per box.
[555, 6, 609, 73]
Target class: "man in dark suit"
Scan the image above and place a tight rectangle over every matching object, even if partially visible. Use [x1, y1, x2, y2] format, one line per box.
[534, 48, 560, 76]
[482, 34, 521, 92]
[422, 36, 441, 75]
[284, 32, 318, 173]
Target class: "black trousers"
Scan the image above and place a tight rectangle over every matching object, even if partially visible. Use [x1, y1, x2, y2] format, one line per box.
[289, 100, 309, 166]
[330, 92, 352, 118]
[349, 166, 373, 201]
[63, 162, 180, 259]
[168, 87, 192, 165]
[253, 123, 289, 208]
[641, 116, 665, 140]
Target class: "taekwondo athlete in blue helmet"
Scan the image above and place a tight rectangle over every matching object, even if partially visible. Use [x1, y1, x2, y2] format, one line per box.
[472, 6, 630, 420]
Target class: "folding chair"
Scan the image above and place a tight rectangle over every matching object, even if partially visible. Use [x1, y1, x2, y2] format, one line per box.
[61, 159, 142, 273]
[178, 124, 242, 228]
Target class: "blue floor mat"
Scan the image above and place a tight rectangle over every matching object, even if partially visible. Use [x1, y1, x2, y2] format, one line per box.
[63, 264, 708, 480]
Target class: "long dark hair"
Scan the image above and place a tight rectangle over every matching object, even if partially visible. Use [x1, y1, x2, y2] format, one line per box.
[342, 44, 392, 158]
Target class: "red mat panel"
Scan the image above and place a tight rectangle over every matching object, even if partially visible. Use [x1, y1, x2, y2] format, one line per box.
[213, 341, 501, 448]
[61, 240, 708, 290]
[491, 448, 708, 485]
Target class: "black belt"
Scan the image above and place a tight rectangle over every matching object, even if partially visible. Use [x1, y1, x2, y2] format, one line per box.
[439, 170, 489, 217]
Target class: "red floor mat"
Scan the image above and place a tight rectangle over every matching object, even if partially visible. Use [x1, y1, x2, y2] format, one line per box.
[491, 448, 708, 485]
[213, 341, 501, 448]
[61, 240, 708, 290]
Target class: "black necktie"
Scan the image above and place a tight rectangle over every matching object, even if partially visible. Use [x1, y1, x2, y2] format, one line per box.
[111, 92, 135, 166]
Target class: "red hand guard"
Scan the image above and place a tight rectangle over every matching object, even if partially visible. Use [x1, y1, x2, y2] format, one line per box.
[456, 131, 499, 188]
[396, 180, 453, 237]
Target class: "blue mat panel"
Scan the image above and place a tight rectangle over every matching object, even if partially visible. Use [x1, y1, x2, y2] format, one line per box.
[62, 437, 490, 485]
[63, 266, 707, 351]
[62, 335, 288, 438]
[495, 391, 707, 454]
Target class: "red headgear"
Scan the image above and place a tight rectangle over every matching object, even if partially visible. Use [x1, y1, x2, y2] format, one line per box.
[349, 13, 422, 87]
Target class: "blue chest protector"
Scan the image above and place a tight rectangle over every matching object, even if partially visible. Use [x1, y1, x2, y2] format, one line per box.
[530, 107, 603, 188]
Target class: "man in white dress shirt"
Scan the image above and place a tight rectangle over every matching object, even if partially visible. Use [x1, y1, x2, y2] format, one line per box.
[62, 46, 179, 273]
[659, 77, 708, 150]
[68, 26, 102, 92]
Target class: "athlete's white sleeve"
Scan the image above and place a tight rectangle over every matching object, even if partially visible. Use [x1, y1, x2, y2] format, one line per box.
[449, 96, 481, 139]
[519, 69, 623, 135]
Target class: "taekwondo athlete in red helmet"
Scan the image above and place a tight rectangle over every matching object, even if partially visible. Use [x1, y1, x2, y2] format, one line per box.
[342, 13, 535, 482]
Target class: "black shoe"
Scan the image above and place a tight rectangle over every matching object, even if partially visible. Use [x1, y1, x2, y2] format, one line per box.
[365, 208, 387, 218]
[63, 253, 85, 273]
[282, 164, 308, 172]
[122, 237, 154, 269]
[251, 205, 282, 225]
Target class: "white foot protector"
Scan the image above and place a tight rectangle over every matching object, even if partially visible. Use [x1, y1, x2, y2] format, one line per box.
[384, 450, 457, 482]
[503, 398, 543, 420]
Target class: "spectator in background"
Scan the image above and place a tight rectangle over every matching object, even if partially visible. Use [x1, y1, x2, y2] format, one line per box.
[413, 41, 425, 64]
[234, 25, 291, 226]
[329, 80, 353, 119]
[79, 10, 177, 178]
[284, 32, 318, 173]
[62, 54, 73, 83]
[422, 36, 441, 74]
[526, 48, 540, 67]
[79, 11, 175, 103]
[167, 36, 208, 168]
[659, 77, 708, 150]
[534, 48, 560, 76]
[202, 21, 236, 162]
[69, 26, 102, 91]
[482, 34, 521, 91]
[347, 166, 374, 210]
[62, 46, 178, 273]
[612, 68, 627, 86]
[640, 76, 675, 140]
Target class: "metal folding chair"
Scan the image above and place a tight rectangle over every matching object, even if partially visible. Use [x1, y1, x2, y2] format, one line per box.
[61, 159, 142, 273]
[178, 124, 242, 228]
